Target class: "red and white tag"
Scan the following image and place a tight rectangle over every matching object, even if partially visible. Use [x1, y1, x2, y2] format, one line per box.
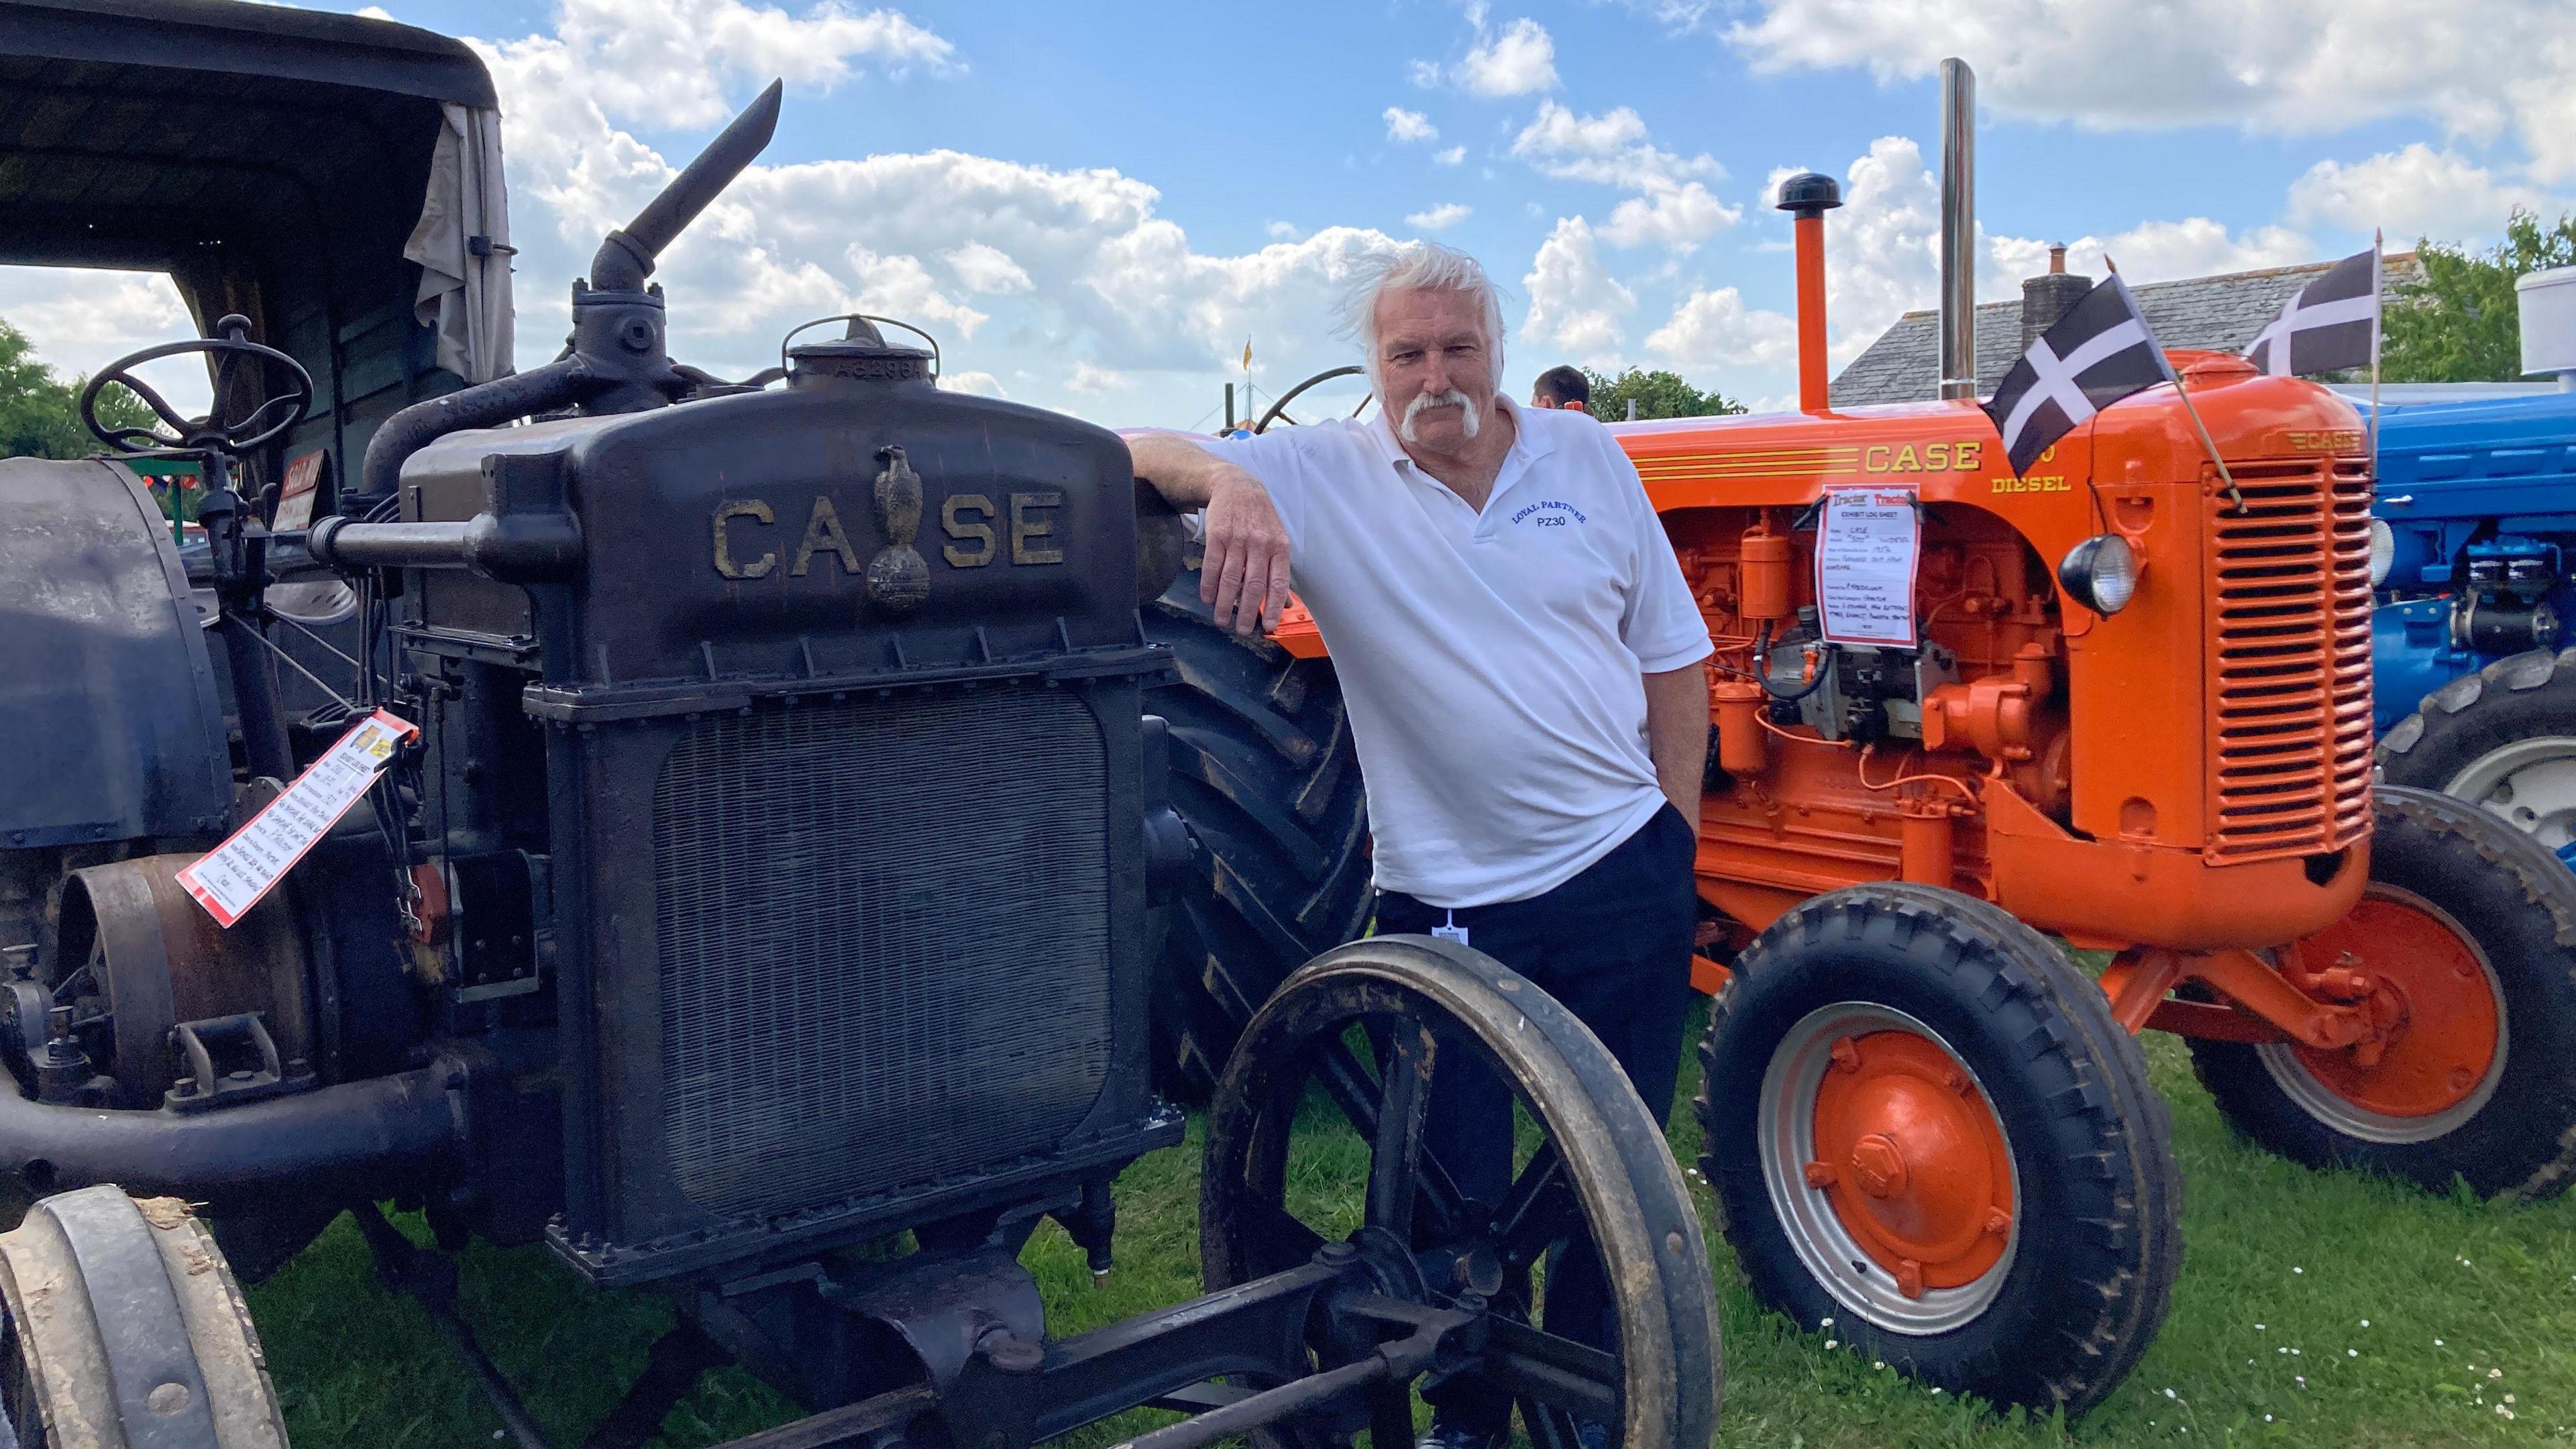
[271, 451, 327, 531]
[177, 709, 418, 928]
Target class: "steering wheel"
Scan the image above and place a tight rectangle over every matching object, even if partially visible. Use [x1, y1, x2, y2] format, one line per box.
[79, 314, 315, 456]
[1254, 364, 1371, 433]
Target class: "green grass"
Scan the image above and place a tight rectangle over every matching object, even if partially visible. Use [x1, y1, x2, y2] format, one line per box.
[246, 1008, 2576, 1448]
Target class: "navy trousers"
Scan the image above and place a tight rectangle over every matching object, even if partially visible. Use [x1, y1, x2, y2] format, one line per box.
[1373, 803, 1700, 1428]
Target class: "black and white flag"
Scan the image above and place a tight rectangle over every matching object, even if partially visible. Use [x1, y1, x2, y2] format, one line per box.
[2243, 244, 2381, 378]
[1982, 274, 2174, 477]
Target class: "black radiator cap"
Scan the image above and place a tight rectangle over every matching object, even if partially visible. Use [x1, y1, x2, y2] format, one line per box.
[788, 317, 934, 386]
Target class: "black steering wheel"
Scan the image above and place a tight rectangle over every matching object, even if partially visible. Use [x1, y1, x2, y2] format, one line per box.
[79, 313, 315, 456]
[1254, 364, 1371, 433]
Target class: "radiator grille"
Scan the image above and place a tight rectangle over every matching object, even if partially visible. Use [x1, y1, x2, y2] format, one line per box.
[2203, 459, 2375, 863]
[651, 688, 1112, 1221]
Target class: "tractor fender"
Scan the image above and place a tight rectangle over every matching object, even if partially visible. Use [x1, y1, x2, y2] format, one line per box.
[0, 456, 231, 848]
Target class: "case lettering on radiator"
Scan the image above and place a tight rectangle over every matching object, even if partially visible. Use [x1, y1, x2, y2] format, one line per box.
[943, 494, 997, 566]
[717, 490, 1071, 579]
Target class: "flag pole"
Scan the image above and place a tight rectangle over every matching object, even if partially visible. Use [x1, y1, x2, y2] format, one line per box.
[2108, 254, 2245, 514]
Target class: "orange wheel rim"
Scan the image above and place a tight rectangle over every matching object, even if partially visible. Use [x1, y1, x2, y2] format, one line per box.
[1807, 1029, 2015, 1291]
[2276, 885, 2504, 1124]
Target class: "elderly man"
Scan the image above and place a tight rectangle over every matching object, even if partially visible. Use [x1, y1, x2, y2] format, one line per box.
[1129, 244, 1711, 1449]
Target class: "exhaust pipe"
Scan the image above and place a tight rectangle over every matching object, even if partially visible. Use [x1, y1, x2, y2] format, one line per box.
[1937, 57, 1977, 400]
[1777, 174, 1844, 413]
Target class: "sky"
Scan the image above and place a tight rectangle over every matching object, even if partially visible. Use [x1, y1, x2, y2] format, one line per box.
[4, 0, 2571, 427]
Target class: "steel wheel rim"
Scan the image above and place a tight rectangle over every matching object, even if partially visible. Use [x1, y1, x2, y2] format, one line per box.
[1757, 1002, 2020, 1336]
[2444, 736, 2576, 857]
[2256, 883, 2510, 1143]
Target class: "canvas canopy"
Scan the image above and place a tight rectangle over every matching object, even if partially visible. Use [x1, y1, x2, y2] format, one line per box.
[0, 0, 511, 502]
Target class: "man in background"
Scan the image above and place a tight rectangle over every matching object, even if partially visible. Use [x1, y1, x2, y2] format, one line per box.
[1531, 364, 1590, 415]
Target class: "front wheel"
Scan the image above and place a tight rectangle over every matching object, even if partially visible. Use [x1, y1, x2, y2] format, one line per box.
[1, 1186, 287, 1447]
[1695, 882, 2180, 1416]
[2188, 786, 2576, 1199]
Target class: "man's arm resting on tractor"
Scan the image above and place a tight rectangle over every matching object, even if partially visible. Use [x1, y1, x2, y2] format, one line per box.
[1130, 431, 1292, 637]
[1645, 661, 1710, 838]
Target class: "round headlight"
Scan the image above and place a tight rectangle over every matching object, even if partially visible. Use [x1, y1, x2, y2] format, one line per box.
[2058, 533, 2139, 615]
[2367, 518, 2396, 589]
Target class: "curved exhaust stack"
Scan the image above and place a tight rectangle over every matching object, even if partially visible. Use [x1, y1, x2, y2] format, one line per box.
[590, 78, 784, 292]
[1938, 58, 1977, 400]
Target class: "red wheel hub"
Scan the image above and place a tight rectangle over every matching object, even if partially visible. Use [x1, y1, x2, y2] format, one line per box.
[1807, 1030, 2013, 1295]
[2284, 890, 2501, 1118]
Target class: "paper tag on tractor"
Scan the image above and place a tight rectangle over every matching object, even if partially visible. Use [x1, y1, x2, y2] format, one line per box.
[1814, 486, 1921, 648]
[177, 708, 418, 928]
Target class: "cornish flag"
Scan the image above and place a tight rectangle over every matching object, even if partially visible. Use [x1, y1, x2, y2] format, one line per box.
[2244, 244, 2381, 377]
[1982, 274, 2174, 477]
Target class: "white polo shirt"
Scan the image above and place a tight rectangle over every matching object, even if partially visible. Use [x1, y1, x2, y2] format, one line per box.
[1198, 397, 1712, 908]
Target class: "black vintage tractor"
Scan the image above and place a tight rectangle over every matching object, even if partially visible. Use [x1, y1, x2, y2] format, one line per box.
[0, 73, 1719, 1449]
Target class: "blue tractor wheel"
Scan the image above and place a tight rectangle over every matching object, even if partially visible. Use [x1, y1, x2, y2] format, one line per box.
[2380, 648, 2576, 868]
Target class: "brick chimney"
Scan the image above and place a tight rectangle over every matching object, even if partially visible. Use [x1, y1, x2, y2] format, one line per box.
[2021, 244, 2090, 352]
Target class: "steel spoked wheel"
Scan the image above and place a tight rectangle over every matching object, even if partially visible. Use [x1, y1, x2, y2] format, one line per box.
[1201, 936, 1721, 1449]
[2190, 786, 2576, 1199]
[1698, 882, 2180, 1416]
[2443, 737, 2576, 865]
[1759, 1004, 2019, 1334]
[2256, 885, 2506, 1142]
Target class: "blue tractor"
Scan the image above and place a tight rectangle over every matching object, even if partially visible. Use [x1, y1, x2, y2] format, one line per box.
[2372, 378, 2576, 863]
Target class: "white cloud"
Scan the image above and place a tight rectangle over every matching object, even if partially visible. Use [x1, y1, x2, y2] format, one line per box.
[942, 241, 1034, 294]
[488, 0, 953, 133]
[1066, 360, 1126, 394]
[1434, 146, 1466, 166]
[1408, 58, 1443, 89]
[1267, 221, 1303, 239]
[1521, 217, 1634, 356]
[453, 1, 1411, 422]
[1805, 136, 2312, 366]
[0, 268, 205, 411]
[1725, 0, 2576, 183]
[1602, 183, 1741, 252]
[1646, 285, 1796, 368]
[1458, 17, 1560, 97]
[1407, 203, 1474, 231]
[945, 369, 1006, 396]
[2289, 145, 2557, 243]
[1385, 107, 1438, 144]
[1511, 102, 1737, 252]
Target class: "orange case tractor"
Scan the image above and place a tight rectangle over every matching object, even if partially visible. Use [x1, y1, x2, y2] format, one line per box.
[1175, 66, 2576, 1417]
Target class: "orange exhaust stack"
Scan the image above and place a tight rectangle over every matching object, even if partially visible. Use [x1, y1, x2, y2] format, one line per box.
[1775, 172, 1842, 413]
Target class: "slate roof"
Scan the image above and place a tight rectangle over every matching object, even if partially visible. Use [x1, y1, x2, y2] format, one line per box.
[1828, 252, 2423, 409]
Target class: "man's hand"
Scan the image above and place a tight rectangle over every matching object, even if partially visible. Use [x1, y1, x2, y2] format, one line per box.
[1202, 468, 1292, 635]
[1130, 431, 1293, 637]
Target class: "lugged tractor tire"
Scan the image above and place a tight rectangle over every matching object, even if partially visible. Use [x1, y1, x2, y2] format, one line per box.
[2186, 786, 2576, 1201]
[1695, 881, 2182, 1416]
[1141, 572, 1373, 1097]
[1, 1186, 288, 1448]
[2379, 646, 2576, 864]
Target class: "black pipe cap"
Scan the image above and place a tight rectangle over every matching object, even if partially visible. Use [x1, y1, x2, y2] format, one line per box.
[1774, 172, 1843, 216]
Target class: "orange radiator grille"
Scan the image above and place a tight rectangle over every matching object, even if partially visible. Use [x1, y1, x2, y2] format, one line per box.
[2202, 459, 2374, 863]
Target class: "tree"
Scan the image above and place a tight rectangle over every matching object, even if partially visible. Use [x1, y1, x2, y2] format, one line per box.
[1580, 366, 1746, 422]
[2383, 209, 2576, 383]
[0, 317, 158, 459]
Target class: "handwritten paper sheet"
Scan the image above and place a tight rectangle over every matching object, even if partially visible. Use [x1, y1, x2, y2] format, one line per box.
[1814, 487, 1921, 648]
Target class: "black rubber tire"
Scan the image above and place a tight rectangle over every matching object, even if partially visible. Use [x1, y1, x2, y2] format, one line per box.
[2379, 646, 2576, 848]
[1, 1185, 287, 1447]
[2186, 786, 2576, 1201]
[1695, 882, 2182, 1416]
[1141, 570, 1372, 1097]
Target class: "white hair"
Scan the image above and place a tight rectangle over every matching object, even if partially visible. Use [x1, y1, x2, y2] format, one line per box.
[1341, 243, 1508, 392]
